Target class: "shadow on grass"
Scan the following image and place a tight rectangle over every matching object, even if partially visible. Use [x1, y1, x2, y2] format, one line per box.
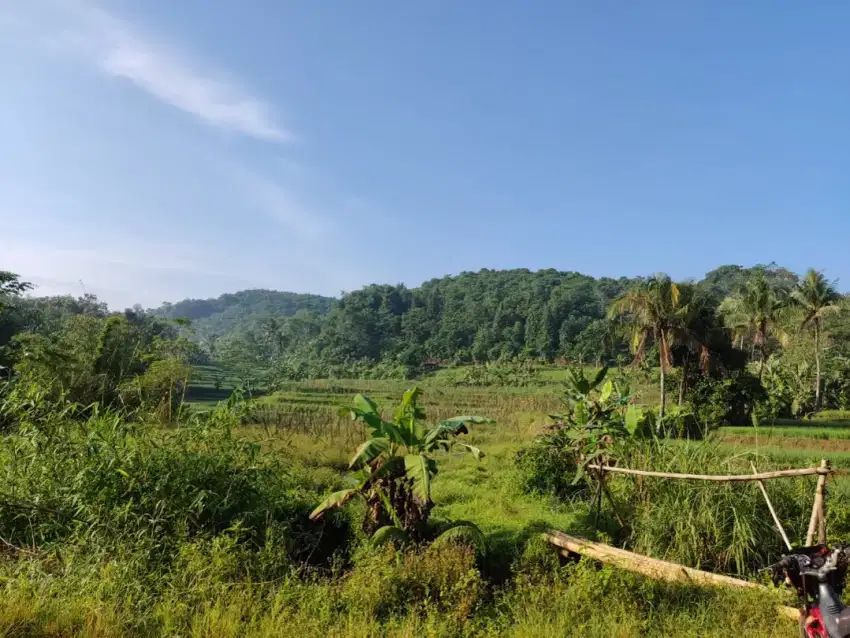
[483, 519, 553, 585]
[479, 506, 627, 586]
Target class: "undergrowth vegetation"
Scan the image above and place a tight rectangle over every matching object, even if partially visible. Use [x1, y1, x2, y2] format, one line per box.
[0, 372, 823, 637]
[0, 369, 833, 637]
[613, 441, 845, 574]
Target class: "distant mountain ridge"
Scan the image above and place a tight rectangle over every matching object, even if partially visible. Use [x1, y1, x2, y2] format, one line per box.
[150, 289, 335, 339]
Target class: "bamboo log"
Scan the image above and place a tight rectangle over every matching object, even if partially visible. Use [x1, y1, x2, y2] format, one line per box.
[806, 460, 830, 546]
[751, 462, 792, 551]
[545, 531, 800, 622]
[546, 531, 762, 589]
[587, 464, 829, 482]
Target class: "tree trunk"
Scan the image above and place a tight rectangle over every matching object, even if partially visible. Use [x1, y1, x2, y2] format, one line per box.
[815, 320, 822, 410]
[659, 354, 666, 421]
[678, 353, 688, 407]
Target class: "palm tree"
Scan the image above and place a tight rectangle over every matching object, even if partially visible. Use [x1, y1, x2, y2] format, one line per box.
[717, 272, 787, 378]
[608, 274, 690, 420]
[791, 269, 842, 409]
[674, 287, 716, 405]
[717, 295, 749, 351]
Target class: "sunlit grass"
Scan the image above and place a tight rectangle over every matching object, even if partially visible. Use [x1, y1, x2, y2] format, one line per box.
[5, 370, 832, 637]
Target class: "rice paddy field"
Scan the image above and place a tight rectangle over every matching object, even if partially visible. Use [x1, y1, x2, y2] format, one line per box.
[231, 366, 850, 549]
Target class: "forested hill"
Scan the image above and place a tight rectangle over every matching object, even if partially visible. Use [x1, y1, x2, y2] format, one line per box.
[150, 263, 799, 375]
[150, 290, 335, 340]
[316, 269, 638, 365]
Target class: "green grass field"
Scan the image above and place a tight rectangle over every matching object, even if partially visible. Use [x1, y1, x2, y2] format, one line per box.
[55, 365, 834, 636]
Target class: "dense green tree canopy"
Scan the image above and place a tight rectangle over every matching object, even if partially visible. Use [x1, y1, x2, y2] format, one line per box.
[151, 289, 335, 341]
[7, 264, 849, 411]
[138, 264, 847, 380]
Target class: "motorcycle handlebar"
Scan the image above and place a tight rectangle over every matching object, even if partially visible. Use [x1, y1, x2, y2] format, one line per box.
[768, 546, 850, 579]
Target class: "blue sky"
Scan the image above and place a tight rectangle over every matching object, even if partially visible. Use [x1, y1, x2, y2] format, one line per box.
[2, 1, 849, 309]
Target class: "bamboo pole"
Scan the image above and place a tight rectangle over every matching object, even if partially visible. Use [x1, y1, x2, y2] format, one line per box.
[751, 462, 792, 551]
[544, 531, 800, 622]
[587, 464, 829, 482]
[601, 480, 625, 527]
[806, 460, 830, 546]
[592, 471, 603, 528]
[818, 459, 829, 545]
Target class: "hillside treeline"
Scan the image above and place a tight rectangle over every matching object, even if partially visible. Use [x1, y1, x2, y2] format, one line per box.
[0, 273, 199, 418]
[151, 264, 802, 378]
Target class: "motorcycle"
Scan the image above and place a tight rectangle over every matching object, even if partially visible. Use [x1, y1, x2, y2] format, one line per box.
[768, 545, 850, 637]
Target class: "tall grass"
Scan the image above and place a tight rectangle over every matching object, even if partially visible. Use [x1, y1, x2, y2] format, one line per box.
[0, 542, 796, 637]
[611, 440, 840, 575]
[0, 372, 833, 636]
[0, 399, 352, 567]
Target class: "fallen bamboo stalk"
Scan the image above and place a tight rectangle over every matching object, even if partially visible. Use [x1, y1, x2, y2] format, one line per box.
[546, 530, 762, 589]
[545, 531, 800, 622]
[587, 464, 829, 482]
[751, 462, 792, 551]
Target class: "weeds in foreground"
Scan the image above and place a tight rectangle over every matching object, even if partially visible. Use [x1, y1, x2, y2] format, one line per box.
[0, 546, 796, 637]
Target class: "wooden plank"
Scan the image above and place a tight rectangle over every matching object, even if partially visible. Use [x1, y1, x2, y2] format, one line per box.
[587, 464, 829, 482]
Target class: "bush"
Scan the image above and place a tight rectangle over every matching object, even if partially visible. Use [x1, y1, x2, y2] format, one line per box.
[0, 394, 352, 567]
[513, 443, 585, 500]
[688, 372, 766, 426]
[658, 406, 706, 439]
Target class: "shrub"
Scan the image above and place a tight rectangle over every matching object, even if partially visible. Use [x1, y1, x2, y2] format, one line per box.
[0, 395, 352, 568]
[118, 357, 191, 420]
[688, 372, 766, 426]
[513, 443, 584, 500]
[658, 405, 706, 439]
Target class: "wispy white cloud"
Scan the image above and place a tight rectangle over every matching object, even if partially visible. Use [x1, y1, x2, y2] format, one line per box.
[11, 0, 291, 142]
[0, 2, 384, 308]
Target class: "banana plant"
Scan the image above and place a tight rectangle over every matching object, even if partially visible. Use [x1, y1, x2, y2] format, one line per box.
[543, 367, 652, 483]
[310, 387, 491, 539]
